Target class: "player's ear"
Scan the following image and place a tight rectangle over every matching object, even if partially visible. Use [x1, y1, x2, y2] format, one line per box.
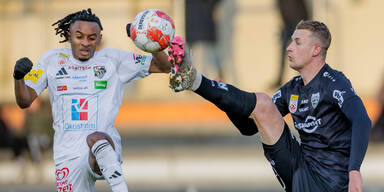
[67, 31, 72, 42]
[96, 33, 102, 46]
[313, 44, 322, 57]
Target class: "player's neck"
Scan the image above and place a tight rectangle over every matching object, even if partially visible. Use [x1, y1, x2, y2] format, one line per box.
[300, 60, 326, 85]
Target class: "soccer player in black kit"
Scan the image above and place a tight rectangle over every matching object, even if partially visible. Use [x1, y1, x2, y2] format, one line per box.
[167, 21, 371, 192]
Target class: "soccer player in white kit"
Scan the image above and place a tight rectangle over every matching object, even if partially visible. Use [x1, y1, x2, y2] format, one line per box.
[13, 9, 171, 192]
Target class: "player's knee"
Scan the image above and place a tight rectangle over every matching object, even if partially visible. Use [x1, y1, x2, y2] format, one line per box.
[253, 93, 276, 117]
[86, 132, 114, 149]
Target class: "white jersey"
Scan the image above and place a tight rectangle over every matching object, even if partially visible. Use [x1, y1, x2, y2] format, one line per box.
[24, 48, 152, 164]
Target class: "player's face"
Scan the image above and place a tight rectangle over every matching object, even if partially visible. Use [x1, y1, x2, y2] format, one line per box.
[68, 20, 102, 61]
[286, 29, 317, 71]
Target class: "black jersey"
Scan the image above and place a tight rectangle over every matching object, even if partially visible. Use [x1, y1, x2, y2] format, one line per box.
[272, 64, 366, 190]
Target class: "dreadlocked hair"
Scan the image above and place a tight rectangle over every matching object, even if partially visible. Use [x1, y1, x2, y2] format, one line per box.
[52, 8, 103, 43]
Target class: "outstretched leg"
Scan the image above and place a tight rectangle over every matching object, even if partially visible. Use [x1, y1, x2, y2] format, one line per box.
[168, 36, 284, 144]
[87, 132, 128, 192]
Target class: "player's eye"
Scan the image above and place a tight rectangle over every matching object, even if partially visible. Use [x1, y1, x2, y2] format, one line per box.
[88, 36, 96, 41]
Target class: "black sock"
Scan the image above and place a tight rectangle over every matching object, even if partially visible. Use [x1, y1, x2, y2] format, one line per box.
[195, 76, 258, 135]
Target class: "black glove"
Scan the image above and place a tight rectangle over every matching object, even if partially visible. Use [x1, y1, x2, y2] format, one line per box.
[126, 23, 131, 37]
[14, 57, 33, 80]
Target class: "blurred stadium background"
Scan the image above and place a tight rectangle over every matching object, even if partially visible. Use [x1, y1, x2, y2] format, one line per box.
[0, 0, 384, 191]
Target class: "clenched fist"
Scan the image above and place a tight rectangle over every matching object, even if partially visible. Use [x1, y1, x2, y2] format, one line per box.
[13, 57, 33, 80]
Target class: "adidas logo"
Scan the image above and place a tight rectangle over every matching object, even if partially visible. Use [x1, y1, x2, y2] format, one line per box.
[108, 171, 122, 179]
[56, 67, 68, 76]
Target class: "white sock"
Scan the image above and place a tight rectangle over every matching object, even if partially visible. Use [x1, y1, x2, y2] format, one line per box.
[91, 139, 128, 192]
[191, 71, 202, 91]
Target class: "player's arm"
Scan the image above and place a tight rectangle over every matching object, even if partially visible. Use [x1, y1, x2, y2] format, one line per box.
[13, 57, 38, 108]
[342, 97, 371, 192]
[343, 97, 371, 172]
[148, 51, 171, 73]
[330, 78, 370, 192]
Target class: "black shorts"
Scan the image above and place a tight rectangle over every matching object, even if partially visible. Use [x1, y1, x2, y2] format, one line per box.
[262, 124, 328, 192]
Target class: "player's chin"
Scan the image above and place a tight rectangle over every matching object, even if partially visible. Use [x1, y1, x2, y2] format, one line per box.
[289, 62, 299, 70]
[78, 55, 92, 61]
[77, 52, 93, 61]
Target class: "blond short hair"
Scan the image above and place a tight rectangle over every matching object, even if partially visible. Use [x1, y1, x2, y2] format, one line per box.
[296, 20, 332, 59]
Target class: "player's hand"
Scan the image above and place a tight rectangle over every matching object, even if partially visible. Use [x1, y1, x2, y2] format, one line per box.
[348, 170, 362, 192]
[126, 23, 131, 37]
[14, 57, 33, 80]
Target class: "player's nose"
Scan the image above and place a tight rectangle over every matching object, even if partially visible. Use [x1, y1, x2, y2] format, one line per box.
[286, 43, 293, 52]
[81, 39, 91, 47]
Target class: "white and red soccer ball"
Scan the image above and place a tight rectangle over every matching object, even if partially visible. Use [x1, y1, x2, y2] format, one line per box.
[130, 9, 175, 53]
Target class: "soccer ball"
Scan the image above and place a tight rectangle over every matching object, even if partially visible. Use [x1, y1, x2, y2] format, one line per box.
[130, 9, 175, 53]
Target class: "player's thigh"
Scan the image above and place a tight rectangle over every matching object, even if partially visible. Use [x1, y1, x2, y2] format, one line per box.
[251, 92, 285, 145]
[55, 155, 97, 192]
[292, 165, 328, 192]
[263, 124, 301, 192]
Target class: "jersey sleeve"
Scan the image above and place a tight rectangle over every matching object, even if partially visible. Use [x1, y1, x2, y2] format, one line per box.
[329, 76, 371, 171]
[329, 77, 359, 111]
[24, 50, 53, 95]
[109, 49, 152, 83]
[272, 84, 289, 116]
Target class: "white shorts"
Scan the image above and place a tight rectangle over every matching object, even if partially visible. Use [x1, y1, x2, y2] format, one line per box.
[55, 138, 122, 192]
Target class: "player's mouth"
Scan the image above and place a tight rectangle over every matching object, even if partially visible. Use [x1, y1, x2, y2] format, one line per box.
[288, 55, 293, 62]
[80, 49, 90, 56]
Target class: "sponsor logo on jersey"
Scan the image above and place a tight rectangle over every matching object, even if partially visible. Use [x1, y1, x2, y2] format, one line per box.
[311, 92, 320, 109]
[272, 90, 282, 103]
[323, 71, 336, 82]
[68, 65, 91, 70]
[298, 107, 309, 112]
[56, 167, 72, 192]
[56, 167, 69, 181]
[24, 69, 44, 83]
[58, 53, 69, 66]
[333, 90, 346, 108]
[294, 116, 322, 133]
[71, 98, 88, 121]
[64, 97, 97, 131]
[289, 94, 299, 113]
[56, 67, 70, 79]
[94, 80, 107, 89]
[59, 53, 69, 59]
[135, 55, 147, 65]
[300, 99, 308, 104]
[72, 74, 88, 82]
[73, 86, 88, 90]
[93, 66, 106, 78]
[57, 85, 67, 91]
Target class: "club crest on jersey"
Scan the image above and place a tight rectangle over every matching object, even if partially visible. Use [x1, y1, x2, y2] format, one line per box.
[289, 94, 299, 113]
[93, 66, 106, 79]
[311, 92, 320, 109]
